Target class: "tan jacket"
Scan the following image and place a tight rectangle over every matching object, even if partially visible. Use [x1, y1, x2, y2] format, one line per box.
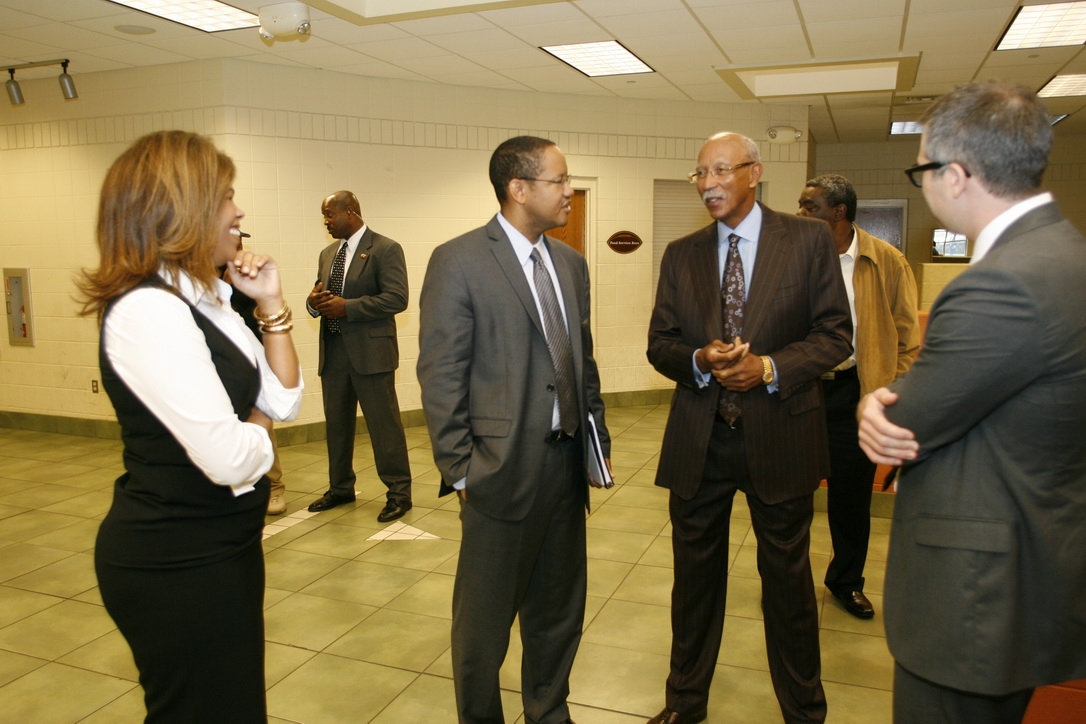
[853, 225, 920, 396]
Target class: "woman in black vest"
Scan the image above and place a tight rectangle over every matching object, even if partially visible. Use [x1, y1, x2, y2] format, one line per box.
[77, 131, 303, 723]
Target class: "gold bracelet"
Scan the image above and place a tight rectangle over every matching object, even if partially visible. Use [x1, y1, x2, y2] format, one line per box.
[261, 322, 294, 334]
[256, 308, 292, 330]
[254, 303, 290, 323]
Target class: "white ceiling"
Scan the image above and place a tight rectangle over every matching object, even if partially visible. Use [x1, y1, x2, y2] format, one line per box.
[3, 0, 1086, 141]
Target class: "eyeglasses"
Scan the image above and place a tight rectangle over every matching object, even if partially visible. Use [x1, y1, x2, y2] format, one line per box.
[904, 160, 971, 188]
[521, 174, 572, 186]
[687, 162, 755, 184]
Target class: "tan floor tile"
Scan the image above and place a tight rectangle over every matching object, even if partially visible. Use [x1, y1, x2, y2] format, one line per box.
[586, 504, 670, 536]
[263, 547, 349, 592]
[356, 537, 459, 571]
[279, 519, 381, 559]
[636, 537, 674, 568]
[821, 589, 887, 635]
[24, 517, 100, 552]
[369, 672, 456, 723]
[604, 484, 670, 511]
[300, 560, 427, 607]
[586, 558, 633, 599]
[265, 640, 317, 687]
[0, 586, 64, 628]
[265, 591, 377, 651]
[77, 685, 146, 723]
[717, 614, 770, 671]
[0, 661, 135, 724]
[582, 598, 671, 656]
[610, 563, 673, 607]
[568, 641, 669, 718]
[0, 543, 74, 583]
[820, 628, 894, 690]
[57, 628, 139, 681]
[0, 511, 85, 544]
[407, 507, 463, 541]
[0, 599, 116, 660]
[0, 648, 47, 688]
[385, 571, 455, 618]
[266, 653, 417, 723]
[823, 679, 893, 723]
[5, 552, 98, 598]
[586, 527, 656, 565]
[39, 489, 115, 518]
[326, 608, 450, 671]
[706, 663, 782, 723]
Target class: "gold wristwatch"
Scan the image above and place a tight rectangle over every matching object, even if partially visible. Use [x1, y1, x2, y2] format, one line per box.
[760, 356, 774, 386]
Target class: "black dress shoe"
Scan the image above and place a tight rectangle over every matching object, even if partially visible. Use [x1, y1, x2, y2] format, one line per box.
[647, 706, 707, 724]
[377, 499, 412, 522]
[307, 491, 355, 513]
[833, 589, 875, 619]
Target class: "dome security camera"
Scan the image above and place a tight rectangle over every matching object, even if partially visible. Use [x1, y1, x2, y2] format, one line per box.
[258, 2, 311, 39]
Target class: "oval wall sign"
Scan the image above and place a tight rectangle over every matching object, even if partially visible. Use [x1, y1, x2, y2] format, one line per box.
[606, 230, 643, 254]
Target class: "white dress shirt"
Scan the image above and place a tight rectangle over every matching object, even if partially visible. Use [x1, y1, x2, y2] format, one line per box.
[103, 269, 303, 496]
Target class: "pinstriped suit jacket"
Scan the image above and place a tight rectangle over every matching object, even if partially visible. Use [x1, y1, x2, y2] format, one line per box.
[648, 204, 853, 504]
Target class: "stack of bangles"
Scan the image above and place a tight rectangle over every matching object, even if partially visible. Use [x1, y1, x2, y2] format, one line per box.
[254, 304, 293, 334]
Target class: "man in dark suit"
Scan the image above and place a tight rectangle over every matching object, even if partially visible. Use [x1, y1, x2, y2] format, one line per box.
[858, 80, 1086, 723]
[646, 132, 852, 724]
[306, 190, 412, 522]
[417, 136, 610, 724]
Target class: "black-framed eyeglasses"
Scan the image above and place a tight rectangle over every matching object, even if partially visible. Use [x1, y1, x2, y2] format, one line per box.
[521, 174, 573, 186]
[904, 160, 971, 188]
[687, 161, 755, 184]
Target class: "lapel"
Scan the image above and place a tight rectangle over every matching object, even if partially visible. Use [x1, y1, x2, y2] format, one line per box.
[690, 224, 723, 340]
[743, 204, 787, 341]
[487, 217, 548, 343]
[343, 228, 373, 288]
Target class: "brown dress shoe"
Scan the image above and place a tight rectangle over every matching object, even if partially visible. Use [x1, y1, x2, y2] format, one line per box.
[647, 706, 708, 724]
[833, 589, 875, 619]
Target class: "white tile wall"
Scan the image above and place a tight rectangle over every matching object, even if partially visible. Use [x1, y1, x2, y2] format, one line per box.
[0, 58, 810, 426]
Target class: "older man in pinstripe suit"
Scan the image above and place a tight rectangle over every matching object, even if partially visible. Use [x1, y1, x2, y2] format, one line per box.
[646, 132, 853, 724]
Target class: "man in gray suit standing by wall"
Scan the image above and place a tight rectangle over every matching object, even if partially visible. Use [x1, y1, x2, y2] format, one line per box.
[646, 132, 852, 724]
[418, 136, 610, 724]
[859, 80, 1086, 723]
[307, 191, 412, 522]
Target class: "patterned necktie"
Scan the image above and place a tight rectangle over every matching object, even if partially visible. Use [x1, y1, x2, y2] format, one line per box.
[326, 241, 348, 334]
[531, 247, 578, 436]
[719, 233, 744, 425]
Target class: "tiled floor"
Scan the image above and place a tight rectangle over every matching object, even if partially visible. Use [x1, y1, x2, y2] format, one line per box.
[0, 404, 893, 723]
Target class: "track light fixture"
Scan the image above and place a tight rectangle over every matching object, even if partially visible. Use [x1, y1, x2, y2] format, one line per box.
[6, 69, 23, 105]
[5, 58, 79, 106]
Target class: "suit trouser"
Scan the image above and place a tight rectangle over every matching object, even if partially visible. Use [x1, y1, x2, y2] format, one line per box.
[893, 662, 1033, 724]
[451, 436, 585, 724]
[321, 332, 411, 503]
[666, 417, 826, 723]
[821, 368, 877, 595]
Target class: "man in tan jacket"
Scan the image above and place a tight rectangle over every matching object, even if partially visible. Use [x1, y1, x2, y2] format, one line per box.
[797, 174, 919, 619]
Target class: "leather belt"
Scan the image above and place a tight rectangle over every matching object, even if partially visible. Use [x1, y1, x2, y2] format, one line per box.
[544, 429, 576, 443]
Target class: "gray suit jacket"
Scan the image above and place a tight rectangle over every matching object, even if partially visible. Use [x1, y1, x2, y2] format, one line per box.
[417, 216, 610, 521]
[647, 204, 853, 503]
[884, 201, 1086, 694]
[312, 227, 408, 376]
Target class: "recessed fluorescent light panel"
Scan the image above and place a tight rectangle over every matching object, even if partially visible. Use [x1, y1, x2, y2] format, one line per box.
[1039, 74, 1086, 96]
[997, 1, 1086, 50]
[890, 121, 923, 135]
[540, 41, 653, 77]
[106, 0, 259, 32]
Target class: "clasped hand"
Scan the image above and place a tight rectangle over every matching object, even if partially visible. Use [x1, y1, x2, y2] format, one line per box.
[224, 251, 282, 304]
[308, 281, 347, 319]
[696, 337, 763, 392]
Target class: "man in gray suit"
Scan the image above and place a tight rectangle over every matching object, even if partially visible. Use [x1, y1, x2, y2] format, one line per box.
[859, 80, 1086, 723]
[646, 132, 852, 724]
[418, 136, 610, 724]
[306, 190, 412, 522]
